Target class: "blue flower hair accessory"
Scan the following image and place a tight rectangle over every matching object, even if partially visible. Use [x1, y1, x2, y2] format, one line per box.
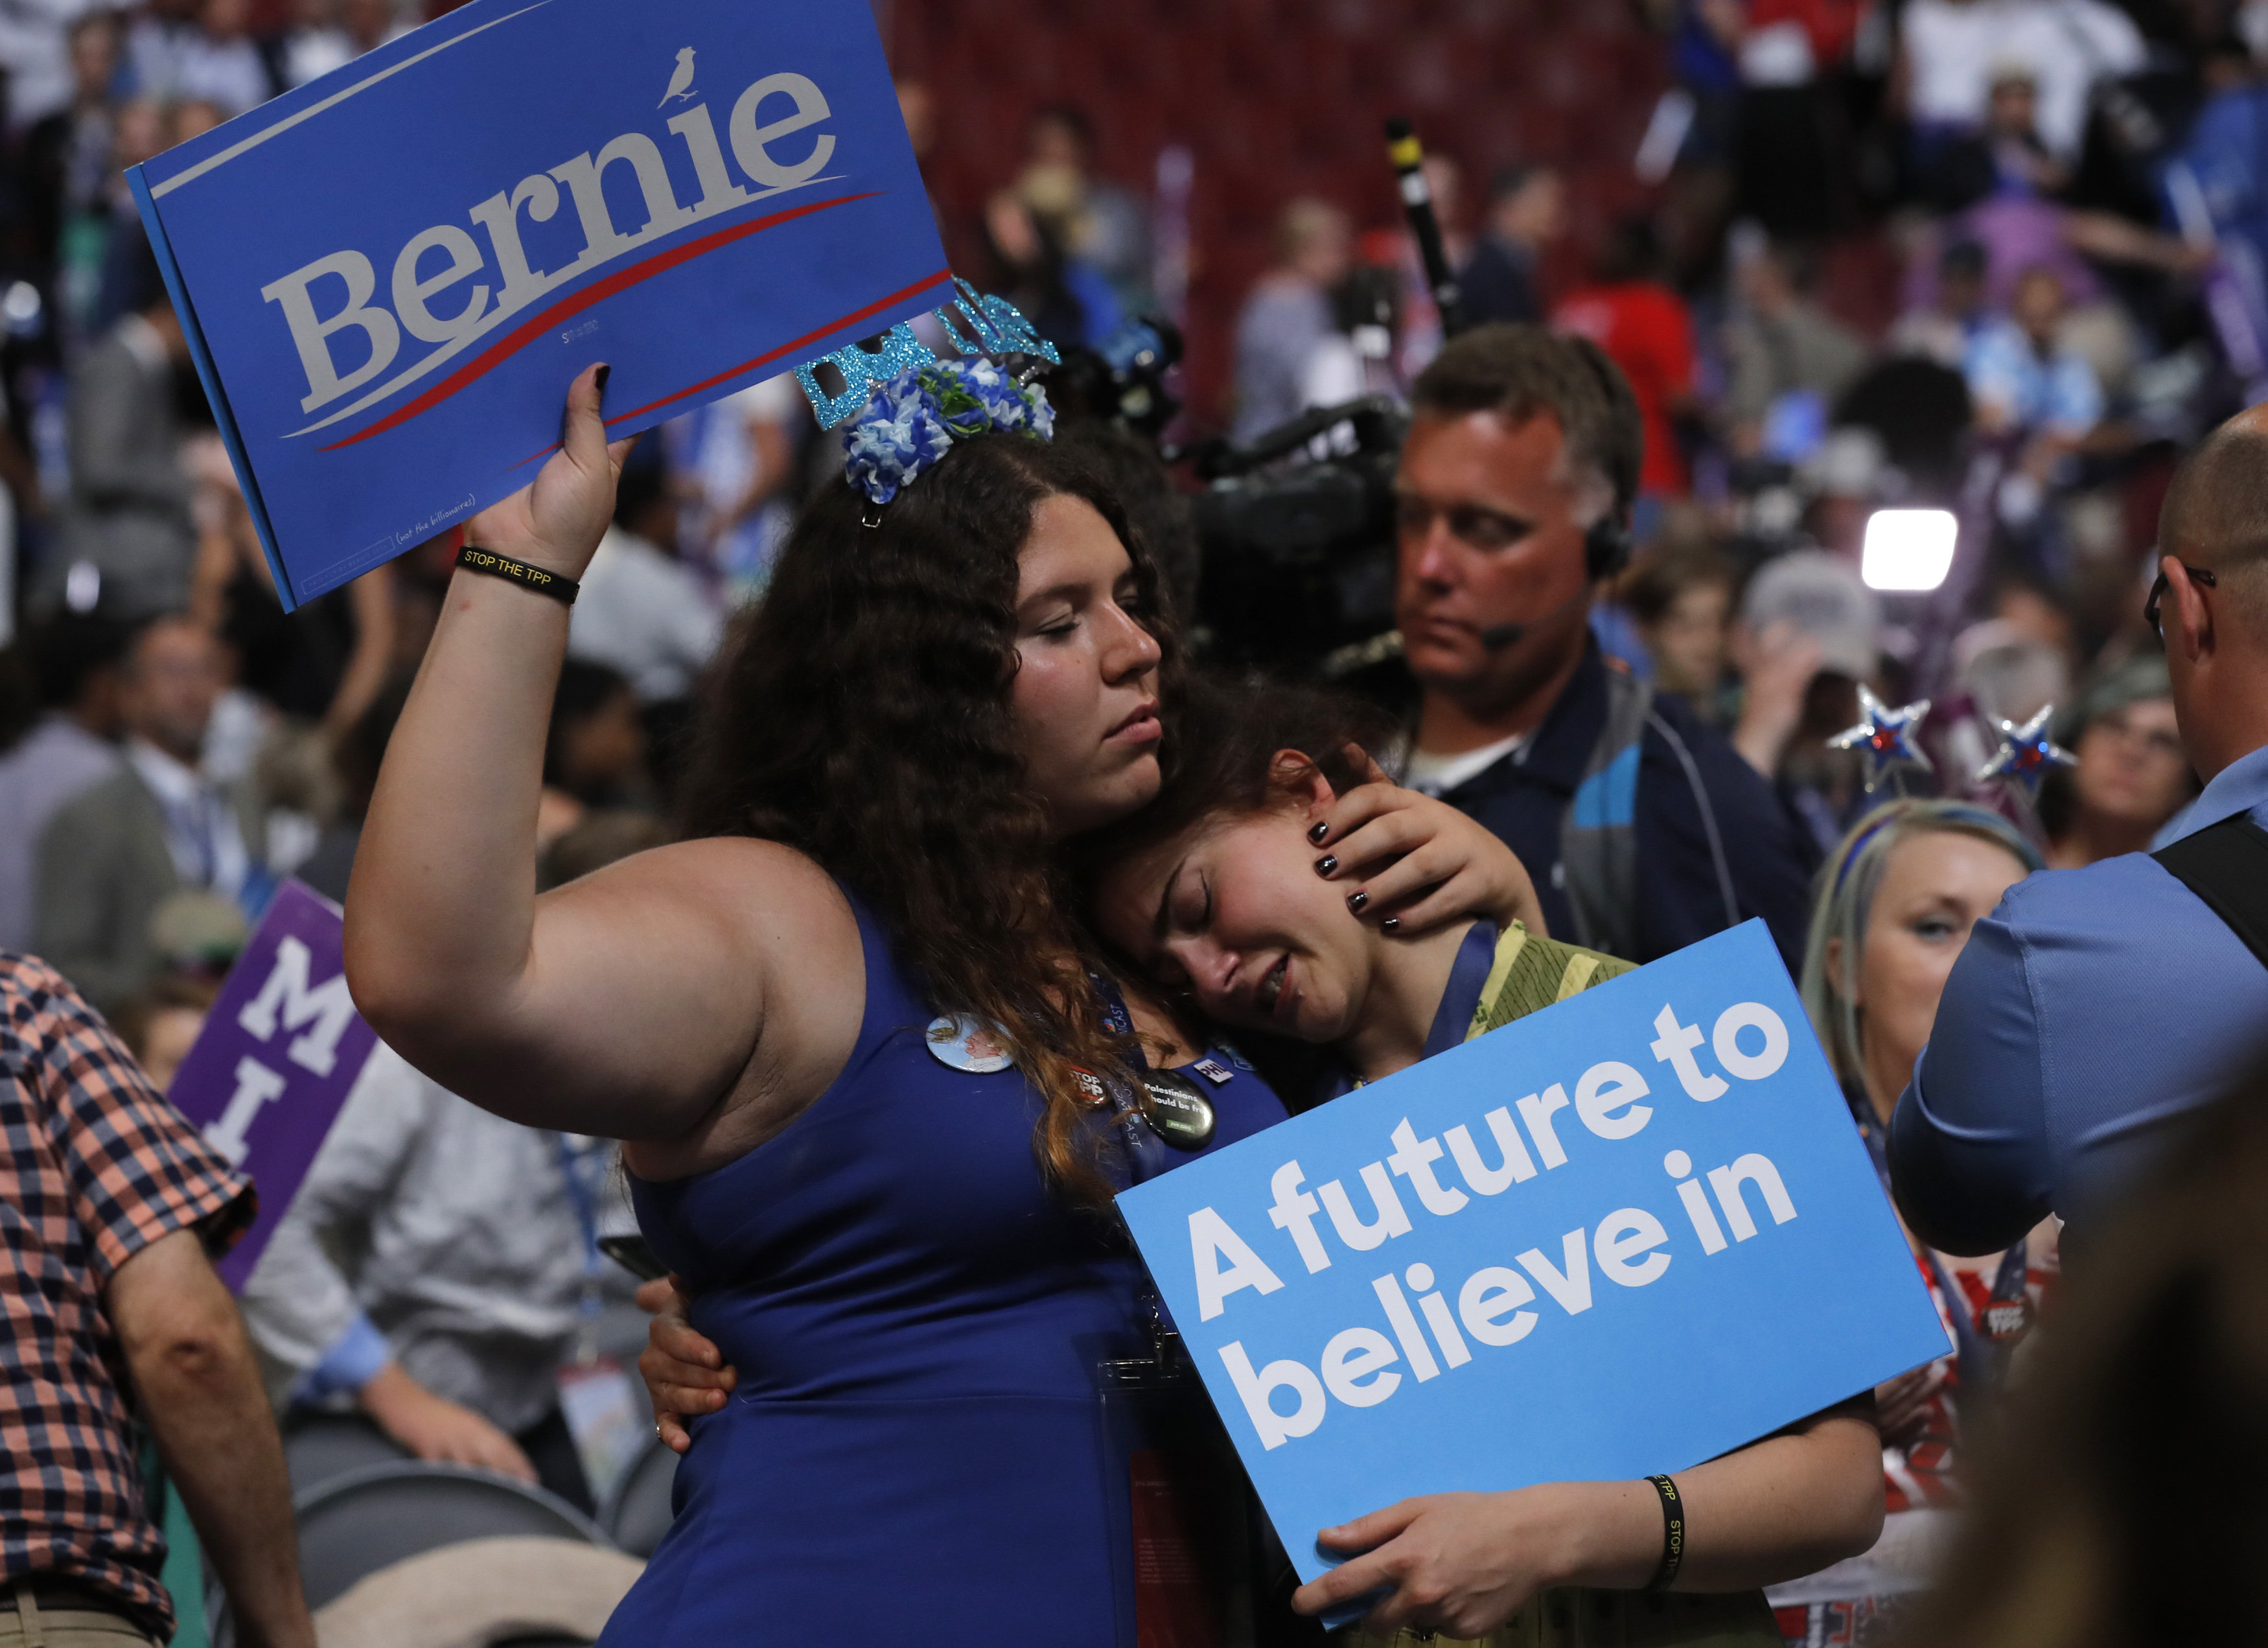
[843, 358, 1056, 510]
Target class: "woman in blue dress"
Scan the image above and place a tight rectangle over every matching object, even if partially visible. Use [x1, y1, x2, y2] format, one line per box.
[345, 360, 1534, 1644]
[649, 672, 1886, 1645]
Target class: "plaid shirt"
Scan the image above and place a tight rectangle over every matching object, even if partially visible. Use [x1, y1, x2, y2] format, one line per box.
[0, 953, 253, 1637]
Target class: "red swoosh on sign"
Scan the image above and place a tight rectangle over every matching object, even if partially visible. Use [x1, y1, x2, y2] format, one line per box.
[318, 190, 894, 452]
[503, 268, 957, 468]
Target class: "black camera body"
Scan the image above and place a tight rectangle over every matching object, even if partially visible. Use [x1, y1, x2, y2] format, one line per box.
[1179, 395, 1407, 672]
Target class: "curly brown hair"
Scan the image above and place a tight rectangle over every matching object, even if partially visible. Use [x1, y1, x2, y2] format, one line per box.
[677, 432, 1175, 1205]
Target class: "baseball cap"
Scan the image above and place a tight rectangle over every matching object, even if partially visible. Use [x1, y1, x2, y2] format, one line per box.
[1741, 550, 1883, 681]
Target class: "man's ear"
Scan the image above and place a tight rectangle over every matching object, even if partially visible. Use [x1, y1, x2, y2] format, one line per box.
[1269, 749, 1336, 814]
[2166, 555, 2215, 664]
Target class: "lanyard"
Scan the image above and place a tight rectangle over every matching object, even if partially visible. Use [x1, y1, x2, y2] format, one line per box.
[553, 1133, 608, 1358]
[159, 785, 219, 888]
[1320, 922, 1518, 1104]
[1847, 1093, 2028, 1395]
[1088, 973, 1175, 1189]
[1088, 973, 1218, 1368]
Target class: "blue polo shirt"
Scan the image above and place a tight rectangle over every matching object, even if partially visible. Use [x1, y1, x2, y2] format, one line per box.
[1890, 743, 2268, 1255]
[1433, 639, 1819, 972]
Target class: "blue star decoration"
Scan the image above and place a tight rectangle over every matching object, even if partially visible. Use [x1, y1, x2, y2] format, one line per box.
[1828, 686, 1936, 793]
[1975, 704, 2077, 796]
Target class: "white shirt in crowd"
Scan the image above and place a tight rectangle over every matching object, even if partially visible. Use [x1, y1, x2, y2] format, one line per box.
[1401, 731, 1529, 798]
[281, 19, 413, 88]
[0, 0, 105, 129]
[568, 526, 723, 704]
[124, 736, 248, 901]
[240, 1043, 638, 1432]
[1900, 0, 2144, 159]
[127, 13, 272, 116]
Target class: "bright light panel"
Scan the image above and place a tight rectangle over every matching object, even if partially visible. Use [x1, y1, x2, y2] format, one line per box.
[1862, 509, 1958, 592]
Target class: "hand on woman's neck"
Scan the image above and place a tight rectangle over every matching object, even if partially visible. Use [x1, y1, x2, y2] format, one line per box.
[1341, 918, 1484, 1085]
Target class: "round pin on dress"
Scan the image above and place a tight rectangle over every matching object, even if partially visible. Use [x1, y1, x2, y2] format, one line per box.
[1139, 1069, 1218, 1150]
[925, 1015, 1015, 1074]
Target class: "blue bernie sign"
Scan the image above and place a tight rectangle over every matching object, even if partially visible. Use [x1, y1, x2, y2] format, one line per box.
[1117, 920, 1949, 1590]
[131, 0, 948, 609]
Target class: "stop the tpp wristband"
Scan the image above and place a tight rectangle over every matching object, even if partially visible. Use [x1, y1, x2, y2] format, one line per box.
[1644, 1474, 1685, 1592]
[457, 544, 580, 605]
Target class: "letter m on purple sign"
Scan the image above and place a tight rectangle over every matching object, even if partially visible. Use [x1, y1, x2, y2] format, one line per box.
[164, 881, 381, 1292]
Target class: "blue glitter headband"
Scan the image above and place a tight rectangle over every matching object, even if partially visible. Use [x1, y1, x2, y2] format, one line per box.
[841, 358, 1056, 509]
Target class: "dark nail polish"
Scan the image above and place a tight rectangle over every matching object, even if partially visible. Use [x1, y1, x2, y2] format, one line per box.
[595, 364, 612, 394]
[1308, 820, 1331, 844]
[1347, 891, 1369, 914]
[1380, 916, 1402, 933]
[1314, 855, 1337, 877]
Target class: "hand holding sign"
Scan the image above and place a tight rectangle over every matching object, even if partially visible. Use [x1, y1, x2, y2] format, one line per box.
[1298, 1485, 1633, 1638]
[133, 0, 948, 607]
[463, 362, 636, 581]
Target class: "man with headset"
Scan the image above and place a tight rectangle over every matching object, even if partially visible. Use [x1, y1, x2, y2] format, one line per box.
[1365, 324, 1816, 967]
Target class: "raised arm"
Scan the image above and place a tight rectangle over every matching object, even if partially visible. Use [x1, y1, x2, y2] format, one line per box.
[345, 366, 846, 1151]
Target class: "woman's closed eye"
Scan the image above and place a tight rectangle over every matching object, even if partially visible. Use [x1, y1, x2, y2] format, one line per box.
[1168, 868, 1212, 934]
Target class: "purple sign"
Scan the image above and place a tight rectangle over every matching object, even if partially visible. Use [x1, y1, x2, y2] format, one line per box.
[164, 880, 379, 1292]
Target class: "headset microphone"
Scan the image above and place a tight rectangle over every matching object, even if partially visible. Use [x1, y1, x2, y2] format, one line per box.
[1479, 623, 1526, 653]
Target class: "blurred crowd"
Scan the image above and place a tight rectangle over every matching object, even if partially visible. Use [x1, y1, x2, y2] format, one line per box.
[1221, 0, 2263, 882]
[3, 0, 2241, 983]
[0, 1, 2265, 1644]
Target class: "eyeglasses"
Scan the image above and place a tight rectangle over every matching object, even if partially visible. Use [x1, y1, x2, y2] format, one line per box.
[2145, 563, 2216, 636]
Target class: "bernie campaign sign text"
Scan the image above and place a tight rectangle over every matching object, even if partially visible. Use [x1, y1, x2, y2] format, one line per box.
[1117, 921, 1949, 1588]
[131, 0, 948, 607]
[163, 881, 378, 1293]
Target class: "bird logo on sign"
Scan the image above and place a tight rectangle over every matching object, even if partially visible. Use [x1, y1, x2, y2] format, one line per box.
[659, 47, 698, 108]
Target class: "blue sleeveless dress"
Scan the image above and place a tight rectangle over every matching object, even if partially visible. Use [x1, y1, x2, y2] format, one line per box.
[599, 890, 1286, 1645]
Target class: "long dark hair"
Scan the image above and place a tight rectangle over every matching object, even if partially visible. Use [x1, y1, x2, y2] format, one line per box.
[678, 431, 1175, 1203]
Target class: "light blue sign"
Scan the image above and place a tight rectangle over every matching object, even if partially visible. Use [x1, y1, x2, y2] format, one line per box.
[1117, 921, 1947, 1588]
[132, 0, 948, 608]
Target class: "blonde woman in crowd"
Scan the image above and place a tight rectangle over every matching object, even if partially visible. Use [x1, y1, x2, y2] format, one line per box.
[1772, 799, 2055, 1646]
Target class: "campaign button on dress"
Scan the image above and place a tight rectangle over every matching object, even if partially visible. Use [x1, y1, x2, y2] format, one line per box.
[925, 1015, 1015, 1074]
[1140, 1070, 1217, 1150]
[1190, 1058, 1233, 1086]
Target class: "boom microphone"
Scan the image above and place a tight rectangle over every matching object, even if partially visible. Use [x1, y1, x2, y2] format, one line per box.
[1385, 117, 1464, 339]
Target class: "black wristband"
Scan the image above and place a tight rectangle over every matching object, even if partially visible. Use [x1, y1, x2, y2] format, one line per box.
[1644, 1474, 1685, 1592]
[456, 545, 579, 605]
